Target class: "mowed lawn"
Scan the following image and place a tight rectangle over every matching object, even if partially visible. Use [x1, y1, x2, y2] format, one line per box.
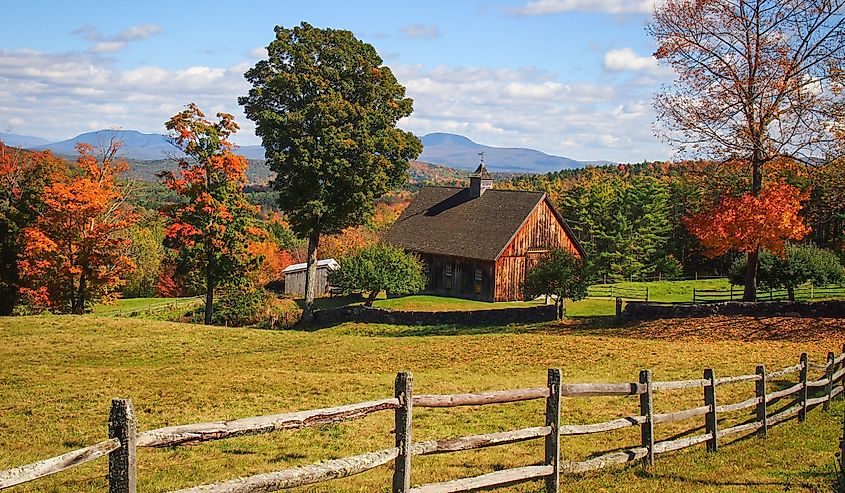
[1, 315, 843, 492]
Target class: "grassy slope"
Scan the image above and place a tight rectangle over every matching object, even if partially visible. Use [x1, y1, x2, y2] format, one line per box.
[1, 315, 842, 492]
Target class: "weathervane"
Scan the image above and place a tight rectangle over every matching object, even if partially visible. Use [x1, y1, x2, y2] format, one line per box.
[478, 151, 485, 166]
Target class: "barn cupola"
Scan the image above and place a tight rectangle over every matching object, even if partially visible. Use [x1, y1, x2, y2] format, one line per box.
[469, 152, 493, 198]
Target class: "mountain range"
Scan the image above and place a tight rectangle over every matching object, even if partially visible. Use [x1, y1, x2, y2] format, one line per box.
[1, 129, 608, 173]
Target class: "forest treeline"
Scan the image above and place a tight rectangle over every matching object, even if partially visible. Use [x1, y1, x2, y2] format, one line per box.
[499, 159, 845, 280]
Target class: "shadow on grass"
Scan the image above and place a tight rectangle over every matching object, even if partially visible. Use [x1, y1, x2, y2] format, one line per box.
[294, 315, 623, 337]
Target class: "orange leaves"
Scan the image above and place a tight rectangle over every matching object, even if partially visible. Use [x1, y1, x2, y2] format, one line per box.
[17, 140, 137, 313]
[684, 182, 811, 258]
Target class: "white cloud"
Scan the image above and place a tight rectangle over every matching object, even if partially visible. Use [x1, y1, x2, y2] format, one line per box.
[515, 0, 655, 15]
[603, 47, 672, 77]
[401, 24, 440, 39]
[249, 46, 267, 58]
[0, 46, 670, 161]
[71, 24, 164, 53]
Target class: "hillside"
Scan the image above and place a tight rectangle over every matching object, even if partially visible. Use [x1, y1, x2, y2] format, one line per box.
[0, 132, 50, 148]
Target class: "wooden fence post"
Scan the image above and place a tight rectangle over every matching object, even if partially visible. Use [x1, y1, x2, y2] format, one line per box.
[825, 352, 835, 412]
[545, 368, 562, 493]
[755, 365, 767, 438]
[639, 370, 654, 467]
[799, 353, 809, 422]
[704, 369, 717, 453]
[393, 372, 413, 493]
[615, 297, 623, 319]
[108, 398, 136, 493]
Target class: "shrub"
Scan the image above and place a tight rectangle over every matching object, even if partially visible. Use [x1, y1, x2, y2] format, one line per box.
[729, 243, 845, 300]
[523, 248, 591, 319]
[212, 281, 270, 327]
[329, 243, 425, 306]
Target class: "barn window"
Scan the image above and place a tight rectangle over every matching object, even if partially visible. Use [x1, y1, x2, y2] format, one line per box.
[474, 268, 482, 295]
[444, 264, 453, 289]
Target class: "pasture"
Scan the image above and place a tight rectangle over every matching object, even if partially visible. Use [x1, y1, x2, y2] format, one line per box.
[1, 314, 842, 492]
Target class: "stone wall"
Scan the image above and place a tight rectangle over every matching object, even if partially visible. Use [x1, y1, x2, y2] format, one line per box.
[312, 304, 558, 326]
[623, 300, 845, 320]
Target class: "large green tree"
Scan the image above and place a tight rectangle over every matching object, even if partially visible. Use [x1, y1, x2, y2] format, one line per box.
[240, 22, 422, 322]
[329, 243, 425, 306]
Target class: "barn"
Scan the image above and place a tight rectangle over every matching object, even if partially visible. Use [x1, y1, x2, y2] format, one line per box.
[282, 259, 339, 297]
[384, 163, 586, 302]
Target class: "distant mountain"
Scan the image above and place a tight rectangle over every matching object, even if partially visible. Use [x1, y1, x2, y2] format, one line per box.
[418, 133, 583, 173]
[30, 130, 182, 161]
[0, 132, 51, 148]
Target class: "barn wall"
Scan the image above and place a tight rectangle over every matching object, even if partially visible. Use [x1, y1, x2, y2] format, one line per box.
[419, 254, 495, 302]
[494, 198, 581, 301]
[284, 267, 334, 297]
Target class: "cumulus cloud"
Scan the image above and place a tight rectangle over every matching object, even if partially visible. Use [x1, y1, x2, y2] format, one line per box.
[0, 47, 670, 161]
[401, 24, 440, 39]
[70, 24, 164, 53]
[603, 47, 672, 78]
[514, 0, 655, 15]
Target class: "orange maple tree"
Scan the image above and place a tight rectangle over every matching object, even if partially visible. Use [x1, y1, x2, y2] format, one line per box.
[0, 143, 67, 314]
[18, 142, 137, 313]
[684, 182, 811, 260]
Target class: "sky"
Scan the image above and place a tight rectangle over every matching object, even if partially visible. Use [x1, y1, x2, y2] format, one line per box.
[0, 0, 674, 162]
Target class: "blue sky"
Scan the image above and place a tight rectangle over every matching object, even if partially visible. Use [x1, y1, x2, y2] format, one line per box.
[0, 0, 671, 161]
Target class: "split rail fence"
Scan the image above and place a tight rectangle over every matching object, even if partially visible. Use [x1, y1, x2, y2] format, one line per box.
[2, 347, 845, 492]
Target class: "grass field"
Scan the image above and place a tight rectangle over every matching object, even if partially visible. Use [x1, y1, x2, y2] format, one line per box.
[1, 314, 843, 492]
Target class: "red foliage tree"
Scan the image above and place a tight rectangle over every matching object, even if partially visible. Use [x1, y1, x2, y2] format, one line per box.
[685, 182, 811, 260]
[18, 142, 136, 313]
[161, 103, 262, 325]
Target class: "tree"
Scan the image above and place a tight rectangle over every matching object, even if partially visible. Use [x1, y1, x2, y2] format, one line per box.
[684, 182, 811, 265]
[18, 142, 136, 313]
[240, 22, 422, 322]
[650, 0, 845, 300]
[329, 243, 425, 307]
[123, 219, 166, 298]
[161, 103, 263, 325]
[0, 143, 66, 314]
[729, 243, 845, 300]
[522, 248, 590, 319]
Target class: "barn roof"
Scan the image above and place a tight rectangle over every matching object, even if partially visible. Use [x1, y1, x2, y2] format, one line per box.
[385, 186, 583, 261]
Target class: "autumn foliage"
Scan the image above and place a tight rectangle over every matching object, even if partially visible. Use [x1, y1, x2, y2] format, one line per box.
[161, 103, 262, 324]
[17, 142, 136, 313]
[684, 182, 811, 259]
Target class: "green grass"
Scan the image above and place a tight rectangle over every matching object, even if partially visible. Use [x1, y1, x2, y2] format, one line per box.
[92, 297, 202, 316]
[1, 314, 842, 492]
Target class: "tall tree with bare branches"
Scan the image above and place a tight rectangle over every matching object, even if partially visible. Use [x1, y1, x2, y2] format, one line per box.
[650, 0, 845, 300]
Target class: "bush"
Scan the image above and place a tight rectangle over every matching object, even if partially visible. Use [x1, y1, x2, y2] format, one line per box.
[523, 248, 591, 319]
[329, 243, 425, 306]
[729, 243, 845, 300]
[212, 281, 270, 327]
[654, 255, 684, 280]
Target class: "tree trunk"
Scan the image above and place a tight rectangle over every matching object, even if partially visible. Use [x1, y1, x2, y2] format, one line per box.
[73, 271, 87, 315]
[787, 286, 795, 302]
[365, 290, 379, 307]
[301, 229, 321, 323]
[557, 297, 566, 319]
[743, 249, 759, 302]
[204, 247, 214, 325]
[743, 155, 764, 302]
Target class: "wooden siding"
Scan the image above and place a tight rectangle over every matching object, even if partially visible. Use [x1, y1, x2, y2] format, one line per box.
[494, 198, 581, 301]
[284, 267, 334, 297]
[419, 254, 495, 302]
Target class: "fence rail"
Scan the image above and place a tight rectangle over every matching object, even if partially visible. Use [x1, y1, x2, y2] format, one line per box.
[693, 285, 845, 303]
[3, 345, 844, 493]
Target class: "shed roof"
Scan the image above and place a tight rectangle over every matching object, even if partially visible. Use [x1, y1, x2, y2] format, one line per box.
[282, 258, 339, 275]
[384, 186, 562, 261]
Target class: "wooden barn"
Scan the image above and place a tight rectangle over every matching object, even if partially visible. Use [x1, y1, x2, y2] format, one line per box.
[282, 259, 339, 297]
[384, 163, 586, 302]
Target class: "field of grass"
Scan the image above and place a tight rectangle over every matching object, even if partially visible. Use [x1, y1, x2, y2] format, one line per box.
[1, 313, 843, 492]
[92, 297, 202, 317]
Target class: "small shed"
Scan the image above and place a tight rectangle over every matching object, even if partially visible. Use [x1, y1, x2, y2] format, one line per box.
[282, 259, 339, 297]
